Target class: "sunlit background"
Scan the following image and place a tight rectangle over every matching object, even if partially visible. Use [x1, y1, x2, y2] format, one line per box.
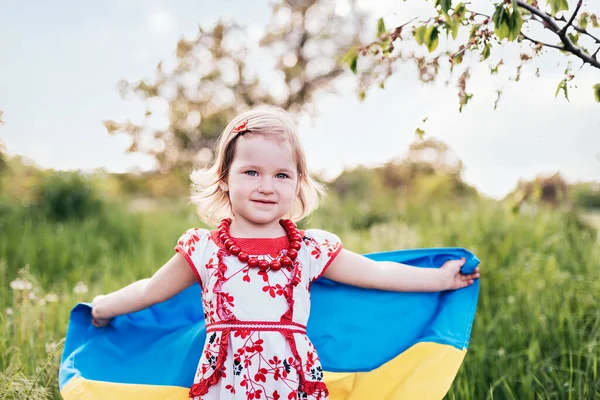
[1, 1, 599, 399]
[1, 0, 598, 199]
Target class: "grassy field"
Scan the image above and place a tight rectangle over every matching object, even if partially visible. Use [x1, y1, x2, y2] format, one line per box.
[1, 197, 599, 399]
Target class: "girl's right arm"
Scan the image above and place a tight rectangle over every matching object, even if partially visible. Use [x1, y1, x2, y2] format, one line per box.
[91, 252, 197, 327]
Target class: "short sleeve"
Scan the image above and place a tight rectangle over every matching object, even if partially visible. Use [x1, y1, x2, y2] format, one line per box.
[303, 229, 343, 283]
[174, 228, 210, 287]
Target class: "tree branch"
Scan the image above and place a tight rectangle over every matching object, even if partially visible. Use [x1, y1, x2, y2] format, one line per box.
[516, 0, 600, 69]
[572, 25, 600, 45]
[469, 10, 492, 20]
[520, 32, 565, 51]
[559, 0, 582, 35]
[516, 1, 562, 31]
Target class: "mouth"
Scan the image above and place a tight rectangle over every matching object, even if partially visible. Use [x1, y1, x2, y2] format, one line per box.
[252, 200, 277, 205]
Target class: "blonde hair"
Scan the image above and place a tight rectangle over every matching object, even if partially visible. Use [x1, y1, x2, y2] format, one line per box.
[190, 105, 325, 227]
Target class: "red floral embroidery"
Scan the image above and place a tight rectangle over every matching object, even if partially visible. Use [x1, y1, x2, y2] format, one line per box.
[234, 329, 251, 339]
[186, 230, 339, 400]
[179, 229, 202, 256]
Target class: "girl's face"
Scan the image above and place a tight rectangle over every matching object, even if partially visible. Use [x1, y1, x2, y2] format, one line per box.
[224, 134, 299, 231]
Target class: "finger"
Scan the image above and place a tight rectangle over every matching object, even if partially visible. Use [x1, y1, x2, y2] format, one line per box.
[445, 258, 465, 271]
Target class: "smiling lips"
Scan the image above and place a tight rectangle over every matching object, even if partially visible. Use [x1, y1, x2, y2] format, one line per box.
[252, 199, 277, 205]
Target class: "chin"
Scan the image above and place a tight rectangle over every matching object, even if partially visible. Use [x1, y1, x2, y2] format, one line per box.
[246, 211, 289, 225]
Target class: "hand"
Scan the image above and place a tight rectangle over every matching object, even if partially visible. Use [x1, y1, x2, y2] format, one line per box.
[91, 295, 111, 328]
[440, 258, 480, 291]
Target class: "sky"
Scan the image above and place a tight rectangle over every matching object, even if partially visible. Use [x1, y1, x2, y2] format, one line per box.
[0, 0, 599, 199]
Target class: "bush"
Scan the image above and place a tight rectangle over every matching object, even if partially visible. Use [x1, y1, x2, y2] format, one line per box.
[34, 172, 103, 221]
[571, 183, 600, 209]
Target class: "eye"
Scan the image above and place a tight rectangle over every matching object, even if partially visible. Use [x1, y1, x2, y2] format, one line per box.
[276, 173, 290, 179]
[245, 170, 258, 177]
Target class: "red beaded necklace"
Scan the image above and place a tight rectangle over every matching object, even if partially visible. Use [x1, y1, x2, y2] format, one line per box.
[218, 218, 302, 271]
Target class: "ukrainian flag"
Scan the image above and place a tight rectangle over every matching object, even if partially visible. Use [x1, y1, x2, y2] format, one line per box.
[59, 247, 480, 399]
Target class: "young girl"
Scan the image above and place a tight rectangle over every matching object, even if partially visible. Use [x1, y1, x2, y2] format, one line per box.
[91, 105, 480, 400]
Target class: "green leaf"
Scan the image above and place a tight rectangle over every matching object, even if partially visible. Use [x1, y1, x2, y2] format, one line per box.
[447, 16, 460, 40]
[440, 0, 452, 14]
[555, 79, 569, 101]
[451, 21, 459, 40]
[481, 43, 491, 60]
[591, 14, 599, 28]
[343, 48, 359, 74]
[415, 25, 428, 46]
[425, 26, 440, 52]
[507, 8, 523, 41]
[568, 32, 580, 46]
[459, 93, 473, 112]
[469, 24, 481, 39]
[547, 0, 569, 15]
[494, 89, 503, 110]
[493, 6, 510, 40]
[579, 12, 589, 30]
[452, 53, 464, 67]
[593, 83, 600, 102]
[377, 18, 387, 36]
[490, 60, 503, 74]
[455, 3, 467, 18]
[415, 128, 426, 138]
[492, 5, 504, 29]
[349, 54, 358, 74]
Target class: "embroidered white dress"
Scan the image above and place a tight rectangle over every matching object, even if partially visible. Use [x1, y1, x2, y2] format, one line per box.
[175, 228, 342, 400]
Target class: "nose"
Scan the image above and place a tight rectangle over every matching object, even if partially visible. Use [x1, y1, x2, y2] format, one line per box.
[257, 176, 274, 194]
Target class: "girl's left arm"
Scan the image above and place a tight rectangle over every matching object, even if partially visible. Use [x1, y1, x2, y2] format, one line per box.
[322, 249, 480, 292]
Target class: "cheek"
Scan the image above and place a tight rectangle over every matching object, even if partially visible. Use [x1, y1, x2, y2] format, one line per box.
[280, 180, 299, 199]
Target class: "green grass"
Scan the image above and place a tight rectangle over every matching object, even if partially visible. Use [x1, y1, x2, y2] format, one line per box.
[1, 198, 599, 399]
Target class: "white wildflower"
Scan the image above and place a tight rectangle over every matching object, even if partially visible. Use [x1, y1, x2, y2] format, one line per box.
[28, 291, 36, 300]
[4, 308, 13, 316]
[45, 293, 59, 303]
[73, 282, 89, 295]
[10, 278, 32, 291]
[497, 348, 506, 357]
[45, 341, 57, 354]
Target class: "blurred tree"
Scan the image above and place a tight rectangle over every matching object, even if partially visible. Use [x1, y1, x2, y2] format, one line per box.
[0, 140, 8, 183]
[34, 171, 104, 221]
[347, 0, 600, 109]
[570, 181, 600, 209]
[104, 0, 365, 172]
[332, 137, 477, 199]
[509, 173, 570, 211]
[332, 165, 386, 200]
[327, 137, 477, 229]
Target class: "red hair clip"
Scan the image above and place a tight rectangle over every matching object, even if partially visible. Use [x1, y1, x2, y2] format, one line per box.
[232, 119, 249, 134]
